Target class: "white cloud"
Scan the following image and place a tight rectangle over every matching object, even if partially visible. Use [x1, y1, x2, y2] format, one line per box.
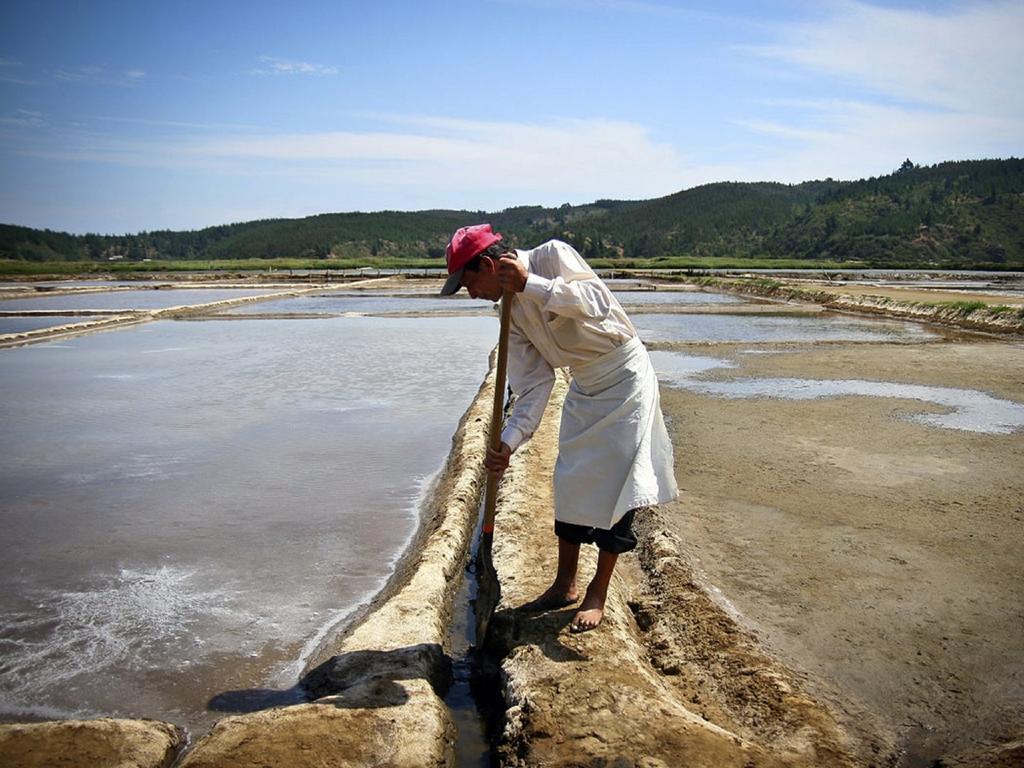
[53, 65, 104, 82]
[183, 116, 688, 201]
[0, 109, 45, 127]
[252, 56, 338, 76]
[747, 0, 1024, 118]
[15, 115, 690, 206]
[724, 100, 1020, 183]
[50, 65, 147, 86]
[0, 58, 40, 86]
[92, 115, 262, 132]
[728, 1, 1024, 181]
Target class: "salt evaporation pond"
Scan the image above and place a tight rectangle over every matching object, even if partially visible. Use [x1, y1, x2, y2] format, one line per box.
[633, 313, 938, 343]
[0, 316, 100, 335]
[0, 288, 285, 311]
[223, 293, 495, 314]
[0, 280, 149, 289]
[649, 350, 1024, 435]
[612, 290, 744, 306]
[0, 314, 496, 732]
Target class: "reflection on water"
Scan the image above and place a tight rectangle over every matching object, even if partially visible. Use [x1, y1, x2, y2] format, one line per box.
[0, 315, 496, 731]
[634, 313, 938, 343]
[0, 289, 285, 311]
[650, 350, 1024, 435]
[223, 294, 494, 314]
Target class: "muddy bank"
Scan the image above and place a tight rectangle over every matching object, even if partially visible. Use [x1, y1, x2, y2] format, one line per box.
[484, 372, 864, 766]
[0, 313, 146, 348]
[0, 718, 183, 768]
[670, 276, 1024, 335]
[657, 339, 1024, 765]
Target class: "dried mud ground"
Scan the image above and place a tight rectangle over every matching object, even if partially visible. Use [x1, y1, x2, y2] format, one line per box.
[653, 334, 1024, 767]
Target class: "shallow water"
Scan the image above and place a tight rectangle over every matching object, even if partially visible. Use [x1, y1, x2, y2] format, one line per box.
[0, 315, 496, 732]
[0, 316, 98, 334]
[612, 290, 744, 305]
[650, 350, 1024, 435]
[634, 313, 939, 343]
[222, 293, 495, 314]
[0, 288, 285, 311]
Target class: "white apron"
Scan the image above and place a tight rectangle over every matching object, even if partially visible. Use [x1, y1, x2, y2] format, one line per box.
[554, 336, 679, 529]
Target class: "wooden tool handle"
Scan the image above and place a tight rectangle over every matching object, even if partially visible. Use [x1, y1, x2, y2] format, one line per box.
[483, 290, 513, 534]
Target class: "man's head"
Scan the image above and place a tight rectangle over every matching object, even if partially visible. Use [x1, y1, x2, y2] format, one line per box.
[441, 224, 504, 298]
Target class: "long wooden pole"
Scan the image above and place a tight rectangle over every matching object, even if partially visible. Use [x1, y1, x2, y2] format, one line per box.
[475, 289, 513, 643]
[483, 290, 514, 535]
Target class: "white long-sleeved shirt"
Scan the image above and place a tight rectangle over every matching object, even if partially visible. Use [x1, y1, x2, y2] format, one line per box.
[500, 240, 636, 452]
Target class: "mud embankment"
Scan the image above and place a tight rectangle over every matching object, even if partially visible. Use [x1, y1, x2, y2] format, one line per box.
[484, 372, 866, 767]
[673, 276, 1024, 335]
[0, 719, 184, 768]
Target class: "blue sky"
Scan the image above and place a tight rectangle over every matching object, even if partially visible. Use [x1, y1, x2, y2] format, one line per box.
[1, 0, 1021, 234]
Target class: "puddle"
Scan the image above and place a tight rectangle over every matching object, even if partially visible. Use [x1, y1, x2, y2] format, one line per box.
[0, 289, 285, 311]
[648, 350, 736, 377]
[650, 351, 1024, 435]
[0, 315, 498, 734]
[222, 294, 495, 315]
[634, 313, 938, 343]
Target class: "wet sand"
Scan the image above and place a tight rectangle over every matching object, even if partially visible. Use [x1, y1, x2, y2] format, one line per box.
[657, 337, 1024, 764]
[786, 281, 1024, 307]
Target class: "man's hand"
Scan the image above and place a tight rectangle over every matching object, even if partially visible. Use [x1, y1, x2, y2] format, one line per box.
[485, 441, 512, 477]
[496, 254, 527, 293]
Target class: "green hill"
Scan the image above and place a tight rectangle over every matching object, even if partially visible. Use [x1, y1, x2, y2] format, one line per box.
[1, 158, 1021, 269]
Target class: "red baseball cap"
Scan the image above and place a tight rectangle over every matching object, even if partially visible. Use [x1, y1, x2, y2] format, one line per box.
[441, 223, 503, 295]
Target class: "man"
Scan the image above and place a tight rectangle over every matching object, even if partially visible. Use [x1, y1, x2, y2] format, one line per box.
[441, 224, 678, 632]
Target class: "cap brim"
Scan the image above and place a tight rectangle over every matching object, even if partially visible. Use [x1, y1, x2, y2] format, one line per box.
[440, 269, 463, 295]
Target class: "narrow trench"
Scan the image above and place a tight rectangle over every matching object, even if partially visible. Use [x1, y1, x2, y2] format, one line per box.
[443, 506, 505, 767]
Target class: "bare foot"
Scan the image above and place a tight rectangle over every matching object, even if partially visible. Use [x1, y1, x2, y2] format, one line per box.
[521, 582, 579, 612]
[569, 590, 606, 633]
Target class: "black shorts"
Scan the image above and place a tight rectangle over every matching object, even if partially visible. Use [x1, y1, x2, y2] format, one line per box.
[554, 508, 638, 554]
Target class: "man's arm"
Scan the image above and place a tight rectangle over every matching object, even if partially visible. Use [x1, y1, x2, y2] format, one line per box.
[485, 321, 555, 478]
[500, 322, 556, 453]
[513, 241, 614, 321]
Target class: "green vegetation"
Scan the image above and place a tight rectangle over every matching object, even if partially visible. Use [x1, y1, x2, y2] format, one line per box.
[930, 300, 991, 314]
[2, 158, 1022, 271]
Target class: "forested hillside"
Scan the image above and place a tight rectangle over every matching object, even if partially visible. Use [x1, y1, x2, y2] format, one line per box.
[2, 158, 1021, 268]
